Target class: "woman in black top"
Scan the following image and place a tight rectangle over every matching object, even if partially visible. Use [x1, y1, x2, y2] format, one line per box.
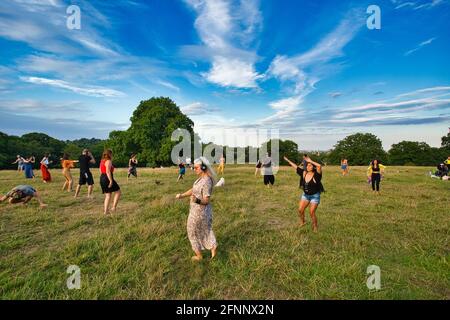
[367, 159, 386, 193]
[284, 155, 323, 233]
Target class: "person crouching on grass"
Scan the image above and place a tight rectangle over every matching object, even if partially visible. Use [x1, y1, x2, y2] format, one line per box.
[0, 185, 47, 208]
[175, 157, 218, 261]
[99, 149, 121, 215]
[284, 155, 324, 233]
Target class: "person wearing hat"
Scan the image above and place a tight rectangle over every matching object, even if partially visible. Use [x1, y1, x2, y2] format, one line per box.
[74, 149, 96, 198]
[176, 157, 218, 261]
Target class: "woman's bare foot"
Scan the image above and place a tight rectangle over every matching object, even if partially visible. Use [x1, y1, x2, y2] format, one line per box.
[39, 203, 48, 208]
[299, 221, 306, 227]
[191, 255, 202, 261]
[312, 227, 318, 233]
[211, 246, 218, 259]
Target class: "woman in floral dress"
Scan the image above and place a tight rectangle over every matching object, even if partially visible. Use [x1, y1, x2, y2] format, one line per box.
[176, 157, 218, 261]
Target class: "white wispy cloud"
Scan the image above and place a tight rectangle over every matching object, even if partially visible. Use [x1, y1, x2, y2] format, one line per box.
[395, 2, 416, 9]
[327, 86, 450, 126]
[396, 86, 450, 97]
[156, 80, 180, 92]
[262, 9, 365, 125]
[204, 56, 263, 88]
[0, 0, 119, 57]
[181, 102, 221, 115]
[394, 0, 446, 10]
[0, 98, 88, 116]
[404, 37, 437, 56]
[329, 92, 343, 98]
[183, 0, 263, 89]
[414, 0, 444, 10]
[20, 76, 125, 97]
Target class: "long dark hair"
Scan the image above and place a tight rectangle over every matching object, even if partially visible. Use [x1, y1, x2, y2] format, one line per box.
[371, 159, 380, 168]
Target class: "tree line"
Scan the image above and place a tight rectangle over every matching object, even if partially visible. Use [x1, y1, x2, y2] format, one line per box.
[0, 97, 448, 169]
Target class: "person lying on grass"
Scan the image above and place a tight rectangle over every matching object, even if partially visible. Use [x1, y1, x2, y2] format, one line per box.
[0, 185, 47, 207]
[284, 155, 324, 233]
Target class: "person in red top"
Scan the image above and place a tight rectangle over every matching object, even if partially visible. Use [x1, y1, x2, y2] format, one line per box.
[99, 149, 121, 215]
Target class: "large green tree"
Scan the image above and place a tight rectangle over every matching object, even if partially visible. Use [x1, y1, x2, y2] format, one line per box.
[107, 97, 194, 167]
[263, 139, 299, 165]
[328, 133, 387, 165]
[388, 141, 437, 166]
[441, 131, 450, 152]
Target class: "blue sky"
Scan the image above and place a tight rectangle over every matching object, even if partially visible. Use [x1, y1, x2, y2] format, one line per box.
[0, 0, 449, 150]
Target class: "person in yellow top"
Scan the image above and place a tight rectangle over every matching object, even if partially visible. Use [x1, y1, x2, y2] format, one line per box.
[217, 155, 225, 175]
[367, 159, 386, 194]
[61, 153, 78, 192]
[444, 156, 450, 167]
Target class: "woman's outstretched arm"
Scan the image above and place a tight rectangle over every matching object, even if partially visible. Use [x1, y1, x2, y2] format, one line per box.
[283, 156, 298, 169]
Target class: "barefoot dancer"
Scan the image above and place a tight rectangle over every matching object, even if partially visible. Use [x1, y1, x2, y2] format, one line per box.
[75, 149, 96, 198]
[262, 152, 275, 187]
[61, 153, 78, 192]
[40, 153, 52, 183]
[177, 161, 186, 182]
[0, 185, 47, 207]
[284, 155, 324, 233]
[176, 157, 218, 261]
[367, 159, 386, 194]
[127, 154, 138, 181]
[23, 156, 36, 179]
[12, 155, 25, 172]
[217, 155, 225, 175]
[99, 149, 121, 215]
[341, 158, 349, 176]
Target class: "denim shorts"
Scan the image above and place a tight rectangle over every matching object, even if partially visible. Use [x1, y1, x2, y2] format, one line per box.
[301, 192, 321, 204]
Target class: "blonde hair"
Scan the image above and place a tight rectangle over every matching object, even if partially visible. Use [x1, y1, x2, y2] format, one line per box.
[102, 149, 112, 160]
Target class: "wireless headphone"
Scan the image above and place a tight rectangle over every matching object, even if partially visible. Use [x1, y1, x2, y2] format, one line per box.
[201, 162, 207, 171]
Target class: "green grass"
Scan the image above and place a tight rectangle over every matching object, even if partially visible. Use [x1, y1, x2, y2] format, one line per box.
[0, 165, 449, 299]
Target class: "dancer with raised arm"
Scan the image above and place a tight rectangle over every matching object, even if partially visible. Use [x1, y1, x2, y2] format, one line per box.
[176, 157, 218, 261]
[127, 154, 138, 181]
[75, 149, 96, 198]
[177, 161, 186, 182]
[23, 156, 35, 179]
[284, 155, 324, 233]
[12, 155, 25, 172]
[341, 158, 349, 176]
[61, 153, 78, 192]
[217, 155, 225, 175]
[40, 153, 52, 183]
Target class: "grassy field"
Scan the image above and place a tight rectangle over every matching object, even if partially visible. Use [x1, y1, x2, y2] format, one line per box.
[0, 165, 449, 299]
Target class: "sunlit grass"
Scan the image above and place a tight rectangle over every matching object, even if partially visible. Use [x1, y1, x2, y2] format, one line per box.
[0, 165, 449, 299]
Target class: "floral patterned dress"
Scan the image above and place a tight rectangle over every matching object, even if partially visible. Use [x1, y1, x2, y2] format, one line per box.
[187, 176, 217, 252]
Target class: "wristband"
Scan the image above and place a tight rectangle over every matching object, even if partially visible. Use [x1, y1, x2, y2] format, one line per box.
[195, 198, 202, 204]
